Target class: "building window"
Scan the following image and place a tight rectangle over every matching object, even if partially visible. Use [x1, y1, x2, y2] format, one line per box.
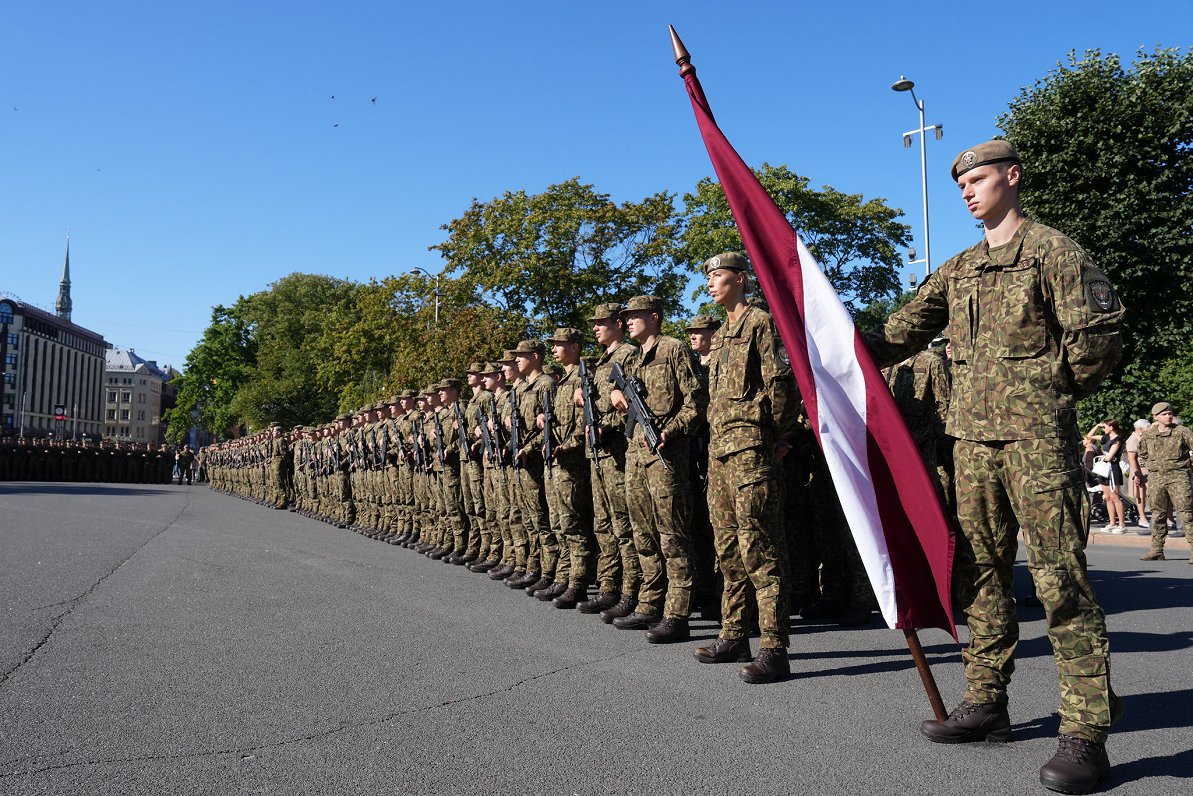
[137, 410, 145, 421]
[6, 333, 16, 347]
[0, 307, 12, 324]
[3, 372, 12, 385]
[2, 414, 12, 428]
[120, 409, 130, 421]
[4, 353, 15, 367]
[1, 394, 11, 408]
[107, 409, 116, 420]
[121, 392, 131, 403]
[107, 390, 117, 403]
[138, 394, 145, 404]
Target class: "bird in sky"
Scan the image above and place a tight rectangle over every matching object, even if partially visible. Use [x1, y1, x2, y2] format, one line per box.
[371, 96, 377, 106]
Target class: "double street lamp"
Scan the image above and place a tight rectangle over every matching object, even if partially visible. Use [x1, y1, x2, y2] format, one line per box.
[891, 76, 943, 281]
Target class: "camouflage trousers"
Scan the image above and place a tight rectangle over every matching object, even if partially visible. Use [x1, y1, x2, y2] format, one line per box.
[1147, 469, 1193, 553]
[954, 436, 1118, 743]
[438, 459, 467, 553]
[482, 465, 506, 564]
[506, 468, 528, 569]
[463, 460, 488, 558]
[518, 456, 555, 578]
[625, 443, 692, 619]
[590, 445, 640, 595]
[708, 447, 789, 649]
[550, 456, 594, 588]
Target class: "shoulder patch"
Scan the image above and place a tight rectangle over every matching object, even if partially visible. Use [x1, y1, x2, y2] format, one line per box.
[1086, 278, 1118, 313]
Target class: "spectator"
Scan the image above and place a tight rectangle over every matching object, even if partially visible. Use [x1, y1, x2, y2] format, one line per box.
[1098, 420, 1126, 532]
[1125, 419, 1150, 529]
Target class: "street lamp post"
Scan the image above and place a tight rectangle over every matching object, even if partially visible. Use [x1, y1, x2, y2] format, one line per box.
[891, 76, 942, 279]
[410, 267, 441, 328]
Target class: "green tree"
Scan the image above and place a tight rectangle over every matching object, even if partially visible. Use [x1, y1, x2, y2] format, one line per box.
[231, 273, 358, 430]
[432, 177, 688, 334]
[162, 300, 256, 443]
[678, 164, 910, 311]
[998, 48, 1193, 424]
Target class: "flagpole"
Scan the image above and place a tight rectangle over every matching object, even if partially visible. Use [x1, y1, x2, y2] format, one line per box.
[668, 24, 951, 723]
[905, 629, 947, 721]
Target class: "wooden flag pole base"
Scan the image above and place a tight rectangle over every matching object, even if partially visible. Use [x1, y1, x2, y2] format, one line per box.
[904, 628, 948, 721]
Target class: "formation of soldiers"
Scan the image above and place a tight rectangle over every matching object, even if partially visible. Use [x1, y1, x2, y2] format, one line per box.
[0, 437, 183, 484]
[205, 281, 889, 683]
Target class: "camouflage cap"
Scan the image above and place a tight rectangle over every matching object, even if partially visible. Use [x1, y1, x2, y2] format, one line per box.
[951, 139, 1020, 181]
[545, 362, 564, 378]
[423, 384, 438, 396]
[269, 421, 283, 429]
[588, 302, 625, 322]
[685, 314, 722, 333]
[513, 339, 545, 357]
[499, 349, 519, 363]
[483, 361, 503, 374]
[396, 389, 417, 400]
[438, 377, 463, 391]
[335, 413, 351, 422]
[1152, 401, 1173, 415]
[384, 395, 400, 405]
[703, 251, 750, 275]
[372, 402, 386, 411]
[545, 327, 583, 345]
[621, 295, 663, 316]
[466, 361, 486, 374]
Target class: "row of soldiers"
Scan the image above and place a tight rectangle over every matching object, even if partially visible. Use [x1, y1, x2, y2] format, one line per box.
[206, 280, 891, 683]
[0, 437, 188, 484]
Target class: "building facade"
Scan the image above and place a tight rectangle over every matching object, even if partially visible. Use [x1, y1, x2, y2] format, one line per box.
[0, 296, 107, 438]
[103, 348, 176, 443]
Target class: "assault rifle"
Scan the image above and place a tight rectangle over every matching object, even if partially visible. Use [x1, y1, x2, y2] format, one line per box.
[476, 402, 503, 482]
[578, 359, 599, 453]
[542, 387, 556, 476]
[430, 410, 447, 467]
[452, 402, 471, 464]
[508, 386, 523, 484]
[610, 362, 673, 473]
[411, 417, 426, 472]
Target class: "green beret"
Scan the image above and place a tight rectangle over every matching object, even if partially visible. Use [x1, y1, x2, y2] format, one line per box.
[951, 139, 1020, 181]
[1152, 402, 1173, 415]
[587, 302, 625, 322]
[703, 252, 750, 275]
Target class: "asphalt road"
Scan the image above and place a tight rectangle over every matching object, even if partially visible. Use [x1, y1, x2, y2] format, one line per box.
[1, 482, 1190, 795]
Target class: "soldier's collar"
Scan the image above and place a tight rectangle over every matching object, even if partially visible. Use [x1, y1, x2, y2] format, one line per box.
[975, 218, 1034, 270]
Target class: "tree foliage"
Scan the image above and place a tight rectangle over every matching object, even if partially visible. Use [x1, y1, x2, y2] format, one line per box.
[431, 178, 689, 333]
[998, 48, 1193, 423]
[678, 164, 910, 312]
[162, 301, 255, 443]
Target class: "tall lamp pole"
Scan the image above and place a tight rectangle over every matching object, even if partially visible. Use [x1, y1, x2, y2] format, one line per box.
[892, 76, 942, 279]
[410, 267, 440, 328]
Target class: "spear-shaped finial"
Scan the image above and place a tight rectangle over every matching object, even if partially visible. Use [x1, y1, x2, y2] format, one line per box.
[669, 25, 695, 77]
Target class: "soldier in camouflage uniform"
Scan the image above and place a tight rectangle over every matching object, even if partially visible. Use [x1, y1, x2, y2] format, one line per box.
[609, 295, 708, 643]
[582, 304, 642, 619]
[543, 328, 595, 608]
[459, 364, 488, 564]
[868, 140, 1124, 794]
[1136, 401, 1193, 561]
[685, 314, 722, 620]
[690, 254, 797, 682]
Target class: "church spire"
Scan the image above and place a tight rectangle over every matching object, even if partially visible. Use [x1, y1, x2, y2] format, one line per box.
[56, 232, 73, 322]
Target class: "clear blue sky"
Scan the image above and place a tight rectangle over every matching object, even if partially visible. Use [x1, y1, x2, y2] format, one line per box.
[0, 1, 1179, 370]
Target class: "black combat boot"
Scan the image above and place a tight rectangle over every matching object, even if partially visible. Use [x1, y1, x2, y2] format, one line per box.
[612, 612, 658, 630]
[645, 617, 689, 644]
[1038, 734, 1110, 795]
[552, 586, 586, 609]
[577, 591, 619, 614]
[693, 636, 751, 664]
[738, 648, 790, 684]
[920, 701, 1011, 743]
[599, 595, 636, 623]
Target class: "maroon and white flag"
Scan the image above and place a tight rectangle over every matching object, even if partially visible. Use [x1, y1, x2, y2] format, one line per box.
[675, 38, 956, 636]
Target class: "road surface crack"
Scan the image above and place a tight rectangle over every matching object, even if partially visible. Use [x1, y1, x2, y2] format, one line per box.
[0, 494, 192, 690]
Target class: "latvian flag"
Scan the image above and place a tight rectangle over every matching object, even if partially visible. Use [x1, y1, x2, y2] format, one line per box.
[675, 33, 956, 637]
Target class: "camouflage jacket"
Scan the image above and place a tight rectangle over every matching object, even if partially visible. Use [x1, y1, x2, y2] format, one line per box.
[707, 305, 797, 458]
[514, 373, 554, 460]
[867, 219, 1124, 441]
[592, 341, 637, 450]
[623, 335, 708, 442]
[551, 364, 585, 461]
[884, 347, 951, 447]
[1138, 423, 1193, 475]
